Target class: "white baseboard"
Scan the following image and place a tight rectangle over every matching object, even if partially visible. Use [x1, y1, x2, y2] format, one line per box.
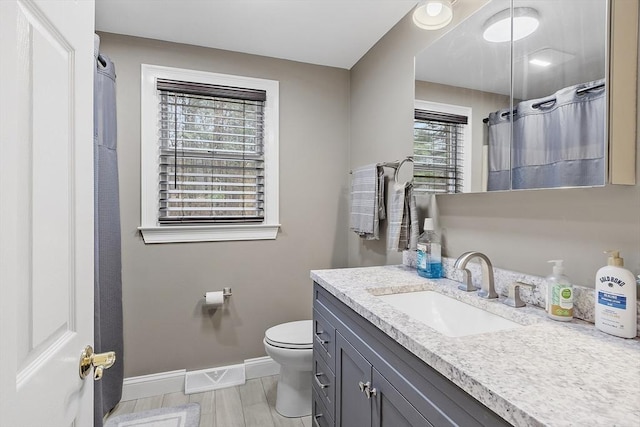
[121, 357, 279, 401]
[121, 369, 186, 401]
[244, 356, 280, 379]
[185, 363, 246, 394]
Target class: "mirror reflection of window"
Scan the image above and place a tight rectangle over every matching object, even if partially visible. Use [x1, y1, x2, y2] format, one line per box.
[413, 100, 471, 194]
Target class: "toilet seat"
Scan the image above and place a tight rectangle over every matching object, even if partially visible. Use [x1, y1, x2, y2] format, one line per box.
[265, 320, 312, 349]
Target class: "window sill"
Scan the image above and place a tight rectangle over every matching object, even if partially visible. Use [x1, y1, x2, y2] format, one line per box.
[138, 224, 280, 244]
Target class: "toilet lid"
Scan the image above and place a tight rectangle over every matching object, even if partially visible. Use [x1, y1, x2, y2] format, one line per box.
[265, 320, 313, 349]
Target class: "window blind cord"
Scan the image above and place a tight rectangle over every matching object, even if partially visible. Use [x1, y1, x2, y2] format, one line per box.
[179, 96, 187, 219]
[209, 115, 214, 219]
[243, 103, 248, 218]
[173, 95, 178, 191]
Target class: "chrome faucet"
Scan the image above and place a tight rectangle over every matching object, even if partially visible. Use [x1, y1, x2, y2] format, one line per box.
[454, 251, 498, 299]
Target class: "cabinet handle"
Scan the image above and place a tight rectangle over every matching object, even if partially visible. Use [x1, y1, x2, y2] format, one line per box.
[314, 373, 329, 389]
[358, 381, 377, 399]
[364, 386, 377, 399]
[314, 332, 329, 345]
[313, 413, 323, 427]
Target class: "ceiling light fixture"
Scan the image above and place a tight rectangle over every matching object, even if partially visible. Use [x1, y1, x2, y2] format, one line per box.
[413, 0, 454, 31]
[483, 7, 539, 43]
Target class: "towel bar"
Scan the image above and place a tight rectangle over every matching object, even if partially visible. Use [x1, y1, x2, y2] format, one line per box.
[349, 157, 412, 174]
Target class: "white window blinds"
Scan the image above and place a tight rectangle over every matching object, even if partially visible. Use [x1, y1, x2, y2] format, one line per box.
[157, 79, 266, 224]
[413, 109, 467, 194]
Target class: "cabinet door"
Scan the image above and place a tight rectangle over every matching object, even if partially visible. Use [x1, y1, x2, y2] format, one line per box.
[372, 368, 433, 427]
[335, 332, 372, 427]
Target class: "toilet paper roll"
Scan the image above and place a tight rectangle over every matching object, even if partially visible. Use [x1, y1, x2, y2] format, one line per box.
[204, 291, 224, 307]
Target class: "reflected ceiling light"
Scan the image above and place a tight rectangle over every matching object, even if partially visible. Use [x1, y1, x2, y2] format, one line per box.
[483, 8, 539, 43]
[525, 48, 575, 69]
[529, 58, 551, 67]
[413, 0, 454, 30]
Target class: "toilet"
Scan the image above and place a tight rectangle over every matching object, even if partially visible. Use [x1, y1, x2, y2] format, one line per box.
[263, 320, 313, 417]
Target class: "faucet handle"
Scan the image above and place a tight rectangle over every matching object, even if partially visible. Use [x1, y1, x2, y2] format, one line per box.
[457, 269, 477, 292]
[503, 281, 535, 308]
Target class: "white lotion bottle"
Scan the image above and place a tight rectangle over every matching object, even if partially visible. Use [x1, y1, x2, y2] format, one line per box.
[595, 251, 637, 338]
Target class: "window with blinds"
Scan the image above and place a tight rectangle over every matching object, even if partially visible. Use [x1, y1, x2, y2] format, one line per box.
[413, 109, 467, 194]
[157, 79, 266, 224]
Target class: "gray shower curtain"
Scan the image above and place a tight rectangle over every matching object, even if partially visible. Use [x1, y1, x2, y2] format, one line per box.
[94, 34, 123, 427]
[487, 79, 605, 191]
[511, 79, 606, 189]
[487, 108, 511, 191]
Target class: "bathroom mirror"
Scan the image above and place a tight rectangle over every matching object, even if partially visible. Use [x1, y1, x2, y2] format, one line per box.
[414, 0, 611, 193]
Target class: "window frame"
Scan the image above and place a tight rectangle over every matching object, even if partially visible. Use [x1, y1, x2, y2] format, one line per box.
[140, 64, 280, 243]
[414, 99, 472, 194]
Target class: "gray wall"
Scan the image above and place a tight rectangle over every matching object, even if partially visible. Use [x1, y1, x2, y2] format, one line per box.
[348, 1, 490, 267]
[348, 7, 640, 288]
[99, 33, 350, 377]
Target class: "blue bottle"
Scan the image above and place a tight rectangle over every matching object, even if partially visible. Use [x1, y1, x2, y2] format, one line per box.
[417, 218, 442, 279]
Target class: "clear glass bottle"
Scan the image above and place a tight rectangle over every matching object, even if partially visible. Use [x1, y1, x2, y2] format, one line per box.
[416, 218, 442, 279]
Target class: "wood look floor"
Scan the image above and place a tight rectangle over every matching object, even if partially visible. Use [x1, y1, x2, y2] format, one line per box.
[106, 375, 312, 427]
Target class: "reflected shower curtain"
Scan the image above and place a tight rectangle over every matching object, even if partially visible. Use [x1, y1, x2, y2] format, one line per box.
[511, 79, 606, 189]
[487, 79, 605, 191]
[94, 35, 123, 427]
[487, 109, 511, 191]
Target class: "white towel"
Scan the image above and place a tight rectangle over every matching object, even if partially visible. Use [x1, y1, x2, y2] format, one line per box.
[387, 182, 418, 251]
[350, 164, 386, 239]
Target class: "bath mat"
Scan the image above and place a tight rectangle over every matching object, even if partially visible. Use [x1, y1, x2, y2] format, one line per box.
[105, 403, 200, 427]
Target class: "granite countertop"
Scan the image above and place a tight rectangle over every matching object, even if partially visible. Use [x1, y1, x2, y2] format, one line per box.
[310, 265, 640, 427]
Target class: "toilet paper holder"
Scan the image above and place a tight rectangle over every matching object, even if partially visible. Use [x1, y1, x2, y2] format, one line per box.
[203, 287, 232, 299]
[202, 288, 232, 308]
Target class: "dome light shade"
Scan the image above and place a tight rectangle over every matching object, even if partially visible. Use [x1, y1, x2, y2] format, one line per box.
[413, 0, 453, 30]
[483, 7, 539, 43]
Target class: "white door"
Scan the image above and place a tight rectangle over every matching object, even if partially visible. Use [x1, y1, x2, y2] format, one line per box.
[0, 0, 97, 426]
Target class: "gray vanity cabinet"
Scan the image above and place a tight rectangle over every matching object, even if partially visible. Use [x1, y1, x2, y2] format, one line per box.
[335, 332, 430, 427]
[312, 282, 512, 427]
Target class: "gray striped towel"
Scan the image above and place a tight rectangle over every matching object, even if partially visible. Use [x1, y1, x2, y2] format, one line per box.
[387, 182, 418, 251]
[350, 164, 386, 239]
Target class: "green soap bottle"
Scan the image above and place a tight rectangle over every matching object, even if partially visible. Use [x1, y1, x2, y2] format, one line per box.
[545, 260, 573, 321]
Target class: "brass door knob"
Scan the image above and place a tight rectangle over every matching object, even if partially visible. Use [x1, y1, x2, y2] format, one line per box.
[79, 345, 116, 380]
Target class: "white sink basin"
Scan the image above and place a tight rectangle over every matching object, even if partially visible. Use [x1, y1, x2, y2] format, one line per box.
[377, 291, 522, 337]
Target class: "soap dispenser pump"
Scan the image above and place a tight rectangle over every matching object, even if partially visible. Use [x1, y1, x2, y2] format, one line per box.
[595, 251, 637, 338]
[545, 260, 573, 321]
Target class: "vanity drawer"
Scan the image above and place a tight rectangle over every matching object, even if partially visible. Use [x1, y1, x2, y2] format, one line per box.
[313, 308, 335, 371]
[313, 353, 335, 420]
[312, 386, 335, 427]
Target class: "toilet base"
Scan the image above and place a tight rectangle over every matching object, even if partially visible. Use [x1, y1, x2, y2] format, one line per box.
[275, 366, 311, 418]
